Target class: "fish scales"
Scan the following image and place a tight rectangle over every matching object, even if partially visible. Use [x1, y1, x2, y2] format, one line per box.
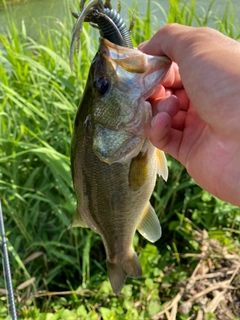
[72, 75, 156, 255]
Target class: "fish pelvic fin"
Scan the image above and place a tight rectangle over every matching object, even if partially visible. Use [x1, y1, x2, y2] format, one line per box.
[106, 250, 142, 295]
[137, 201, 161, 243]
[69, 209, 88, 228]
[156, 149, 168, 181]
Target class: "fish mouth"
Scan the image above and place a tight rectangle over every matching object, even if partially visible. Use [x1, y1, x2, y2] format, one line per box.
[99, 38, 171, 100]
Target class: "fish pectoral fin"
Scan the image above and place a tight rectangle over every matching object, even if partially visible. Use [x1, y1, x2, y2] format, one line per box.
[137, 202, 161, 243]
[129, 150, 148, 191]
[106, 250, 142, 295]
[156, 149, 168, 181]
[69, 209, 88, 228]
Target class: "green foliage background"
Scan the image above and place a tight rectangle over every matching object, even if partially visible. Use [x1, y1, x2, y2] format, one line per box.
[0, 0, 240, 319]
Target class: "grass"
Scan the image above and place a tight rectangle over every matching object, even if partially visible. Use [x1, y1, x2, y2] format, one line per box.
[0, 0, 240, 319]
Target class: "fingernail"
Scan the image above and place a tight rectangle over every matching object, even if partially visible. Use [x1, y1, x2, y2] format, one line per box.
[138, 41, 148, 51]
[157, 95, 177, 112]
[151, 115, 158, 128]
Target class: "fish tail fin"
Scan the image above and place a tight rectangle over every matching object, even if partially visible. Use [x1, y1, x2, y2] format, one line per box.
[106, 250, 142, 295]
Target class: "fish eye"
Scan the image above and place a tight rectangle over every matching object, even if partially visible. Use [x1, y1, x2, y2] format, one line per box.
[94, 77, 111, 96]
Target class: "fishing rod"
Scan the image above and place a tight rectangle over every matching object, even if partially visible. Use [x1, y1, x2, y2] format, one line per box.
[0, 200, 18, 320]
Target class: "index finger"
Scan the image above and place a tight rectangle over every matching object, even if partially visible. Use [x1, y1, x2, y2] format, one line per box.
[139, 24, 194, 63]
[161, 62, 182, 88]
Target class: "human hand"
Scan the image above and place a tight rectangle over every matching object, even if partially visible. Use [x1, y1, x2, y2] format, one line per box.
[139, 24, 240, 206]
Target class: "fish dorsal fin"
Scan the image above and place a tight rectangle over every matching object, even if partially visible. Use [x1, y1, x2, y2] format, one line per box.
[156, 149, 168, 181]
[70, 209, 88, 228]
[137, 201, 161, 243]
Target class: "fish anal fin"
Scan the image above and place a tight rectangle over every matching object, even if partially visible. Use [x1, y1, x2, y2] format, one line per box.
[70, 209, 88, 228]
[156, 149, 168, 181]
[106, 250, 142, 295]
[137, 201, 161, 243]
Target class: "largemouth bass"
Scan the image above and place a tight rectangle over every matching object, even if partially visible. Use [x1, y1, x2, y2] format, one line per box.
[71, 38, 171, 294]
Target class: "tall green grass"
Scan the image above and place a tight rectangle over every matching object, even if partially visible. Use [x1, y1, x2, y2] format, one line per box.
[0, 0, 240, 318]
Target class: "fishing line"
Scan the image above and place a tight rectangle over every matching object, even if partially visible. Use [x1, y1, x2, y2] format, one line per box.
[0, 200, 18, 320]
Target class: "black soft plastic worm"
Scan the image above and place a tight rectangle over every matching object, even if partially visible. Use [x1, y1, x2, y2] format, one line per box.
[70, 0, 133, 70]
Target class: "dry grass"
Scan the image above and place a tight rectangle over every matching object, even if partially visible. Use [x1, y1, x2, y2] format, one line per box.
[153, 230, 240, 320]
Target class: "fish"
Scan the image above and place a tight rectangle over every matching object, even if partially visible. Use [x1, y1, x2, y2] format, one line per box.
[70, 36, 171, 294]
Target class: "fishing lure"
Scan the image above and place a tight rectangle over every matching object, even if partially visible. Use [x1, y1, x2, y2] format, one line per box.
[69, 0, 133, 70]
